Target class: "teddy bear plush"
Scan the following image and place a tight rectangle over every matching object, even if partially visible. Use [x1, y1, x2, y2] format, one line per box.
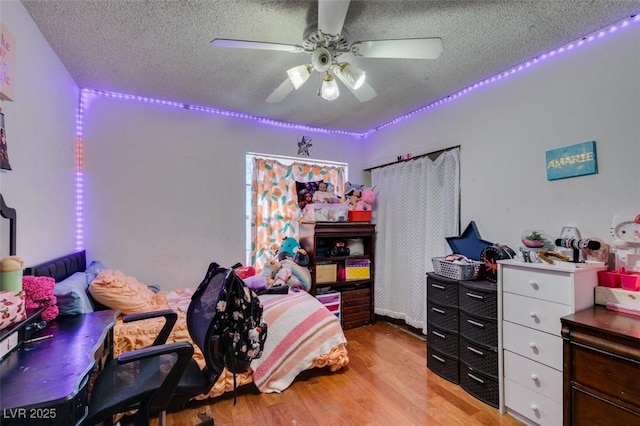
[22, 275, 59, 321]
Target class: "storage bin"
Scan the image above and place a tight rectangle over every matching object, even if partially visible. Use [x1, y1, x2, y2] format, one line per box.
[302, 203, 348, 222]
[432, 257, 483, 281]
[345, 259, 370, 280]
[598, 270, 621, 288]
[316, 263, 337, 283]
[348, 210, 372, 222]
[620, 273, 640, 291]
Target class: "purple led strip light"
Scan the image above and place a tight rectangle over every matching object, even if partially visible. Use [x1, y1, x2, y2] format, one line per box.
[74, 14, 639, 249]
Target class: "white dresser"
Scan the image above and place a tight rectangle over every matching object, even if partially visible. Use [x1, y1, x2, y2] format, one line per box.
[497, 260, 600, 426]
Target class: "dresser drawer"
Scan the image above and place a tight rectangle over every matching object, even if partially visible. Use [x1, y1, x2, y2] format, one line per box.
[460, 361, 499, 408]
[427, 345, 459, 384]
[459, 336, 498, 377]
[427, 275, 459, 308]
[503, 292, 571, 336]
[504, 350, 562, 401]
[570, 342, 640, 407]
[571, 387, 640, 426]
[504, 378, 562, 426]
[503, 321, 563, 370]
[459, 310, 497, 347]
[427, 321, 458, 356]
[502, 266, 572, 304]
[459, 280, 497, 319]
[427, 301, 458, 333]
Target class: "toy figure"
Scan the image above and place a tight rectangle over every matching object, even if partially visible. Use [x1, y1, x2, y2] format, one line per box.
[344, 182, 363, 211]
[312, 181, 338, 203]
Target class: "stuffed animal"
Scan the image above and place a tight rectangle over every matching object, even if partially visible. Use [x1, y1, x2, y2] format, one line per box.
[277, 237, 310, 267]
[344, 182, 363, 211]
[22, 276, 59, 321]
[356, 187, 376, 211]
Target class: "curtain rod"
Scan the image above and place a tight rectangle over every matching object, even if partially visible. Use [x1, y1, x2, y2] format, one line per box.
[364, 146, 460, 172]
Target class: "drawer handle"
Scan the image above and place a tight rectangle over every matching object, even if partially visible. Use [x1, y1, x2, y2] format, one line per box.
[432, 307, 446, 314]
[528, 280, 539, 289]
[529, 342, 539, 353]
[466, 292, 484, 300]
[467, 319, 485, 328]
[530, 374, 539, 381]
[432, 331, 446, 339]
[432, 354, 446, 363]
[530, 404, 539, 412]
[529, 312, 538, 318]
[467, 373, 485, 384]
[467, 346, 484, 356]
[431, 283, 445, 290]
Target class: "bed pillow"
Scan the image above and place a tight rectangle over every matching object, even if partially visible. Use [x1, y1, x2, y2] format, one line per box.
[85, 260, 108, 284]
[88, 269, 155, 314]
[54, 271, 95, 315]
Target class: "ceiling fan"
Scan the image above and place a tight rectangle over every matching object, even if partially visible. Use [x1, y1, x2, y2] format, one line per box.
[211, 0, 443, 103]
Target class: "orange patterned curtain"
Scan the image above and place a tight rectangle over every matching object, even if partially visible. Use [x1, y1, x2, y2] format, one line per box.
[250, 157, 345, 270]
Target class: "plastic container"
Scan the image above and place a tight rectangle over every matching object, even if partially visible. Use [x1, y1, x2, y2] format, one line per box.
[348, 210, 372, 222]
[598, 270, 621, 288]
[432, 257, 484, 281]
[620, 273, 640, 291]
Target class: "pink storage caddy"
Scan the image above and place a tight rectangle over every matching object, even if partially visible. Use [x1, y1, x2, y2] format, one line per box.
[598, 269, 640, 291]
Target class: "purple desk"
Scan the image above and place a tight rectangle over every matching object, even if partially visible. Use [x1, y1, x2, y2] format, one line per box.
[0, 310, 119, 425]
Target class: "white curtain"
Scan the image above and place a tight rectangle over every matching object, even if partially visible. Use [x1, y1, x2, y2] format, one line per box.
[372, 149, 460, 334]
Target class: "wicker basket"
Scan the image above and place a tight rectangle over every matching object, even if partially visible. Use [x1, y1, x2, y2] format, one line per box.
[431, 257, 484, 281]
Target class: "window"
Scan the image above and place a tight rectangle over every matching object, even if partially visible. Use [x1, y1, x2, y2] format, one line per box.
[246, 153, 347, 267]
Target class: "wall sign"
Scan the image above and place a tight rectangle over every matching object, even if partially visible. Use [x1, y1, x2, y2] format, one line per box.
[0, 23, 16, 102]
[545, 141, 597, 181]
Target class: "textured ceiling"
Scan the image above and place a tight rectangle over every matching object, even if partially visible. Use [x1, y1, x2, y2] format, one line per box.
[20, 0, 640, 132]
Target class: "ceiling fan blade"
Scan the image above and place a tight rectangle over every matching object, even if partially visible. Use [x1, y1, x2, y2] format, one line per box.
[211, 39, 304, 54]
[350, 38, 444, 59]
[334, 70, 377, 102]
[318, 0, 351, 38]
[265, 78, 296, 103]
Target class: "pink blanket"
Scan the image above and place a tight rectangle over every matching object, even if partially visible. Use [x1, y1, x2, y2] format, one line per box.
[251, 291, 348, 393]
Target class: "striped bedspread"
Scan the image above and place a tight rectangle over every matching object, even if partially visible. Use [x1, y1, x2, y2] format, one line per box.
[251, 290, 348, 393]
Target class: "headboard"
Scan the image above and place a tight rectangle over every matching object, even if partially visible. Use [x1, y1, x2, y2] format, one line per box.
[0, 193, 17, 256]
[24, 250, 87, 282]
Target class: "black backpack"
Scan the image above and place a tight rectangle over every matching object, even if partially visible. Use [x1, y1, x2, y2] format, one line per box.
[195, 262, 268, 378]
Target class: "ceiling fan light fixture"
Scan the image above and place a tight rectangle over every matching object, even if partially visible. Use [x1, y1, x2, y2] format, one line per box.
[337, 63, 366, 90]
[320, 73, 339, 101]
[287, 65, 312, 90]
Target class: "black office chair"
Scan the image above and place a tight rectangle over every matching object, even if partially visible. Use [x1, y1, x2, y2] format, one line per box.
[83, 263, 230, 426]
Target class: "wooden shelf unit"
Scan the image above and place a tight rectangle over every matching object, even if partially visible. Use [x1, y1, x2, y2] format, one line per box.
[300, 221, 375, 329]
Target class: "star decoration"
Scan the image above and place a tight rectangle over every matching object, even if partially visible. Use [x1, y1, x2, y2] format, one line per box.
[298, 136, 312, 156]
[445, 221, 493, 260]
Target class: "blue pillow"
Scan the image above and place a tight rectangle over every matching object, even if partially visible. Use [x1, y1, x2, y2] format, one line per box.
[54, 271, 95, 315]
[85, 260, 107, 285]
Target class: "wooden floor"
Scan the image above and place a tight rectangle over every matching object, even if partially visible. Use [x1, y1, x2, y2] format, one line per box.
[132, 321, 523, 426]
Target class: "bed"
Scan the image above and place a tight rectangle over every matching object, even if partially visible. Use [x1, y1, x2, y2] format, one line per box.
[24, 250, 349, 400]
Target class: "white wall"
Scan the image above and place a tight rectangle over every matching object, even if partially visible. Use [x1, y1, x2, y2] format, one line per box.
[0, 1, 79, 264]
[83, 95, 366, 289]
[365, 23, 640, 250]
